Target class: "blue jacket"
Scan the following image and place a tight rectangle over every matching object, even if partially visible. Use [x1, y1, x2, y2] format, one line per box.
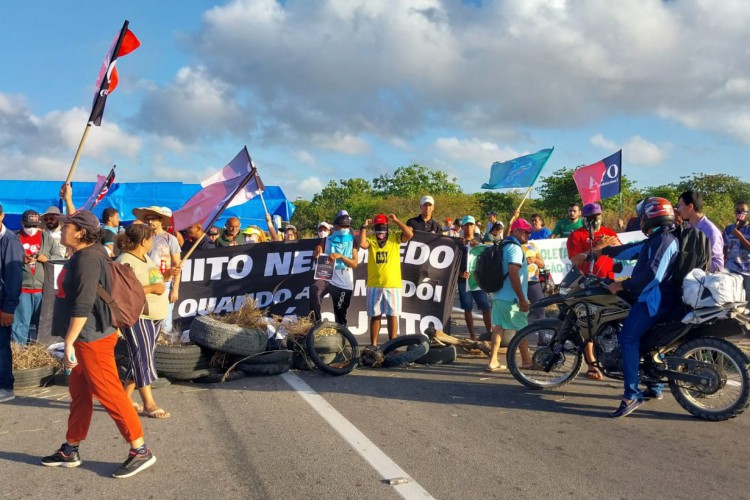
[602, 227, 679, 316]
[0, 227, 25, 315]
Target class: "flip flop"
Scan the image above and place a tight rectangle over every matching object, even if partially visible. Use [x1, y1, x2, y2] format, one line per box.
[142, 408, 171, 419]
[485, 365, 507, 372]
[131, 401, 144, 413]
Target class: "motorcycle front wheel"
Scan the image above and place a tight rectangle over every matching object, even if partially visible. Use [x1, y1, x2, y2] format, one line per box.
[669, 337, 750, 421]
[507, 323, 582, 390]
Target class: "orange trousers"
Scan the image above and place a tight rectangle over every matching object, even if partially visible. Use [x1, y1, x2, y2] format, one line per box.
[66, 332, 143, 444]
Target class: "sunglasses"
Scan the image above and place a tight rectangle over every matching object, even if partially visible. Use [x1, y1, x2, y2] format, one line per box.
[736, 210, 748, 215]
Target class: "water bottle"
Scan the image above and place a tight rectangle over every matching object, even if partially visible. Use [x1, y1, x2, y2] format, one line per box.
[65, 354, 76, 375]
[160, 259, 168, 277]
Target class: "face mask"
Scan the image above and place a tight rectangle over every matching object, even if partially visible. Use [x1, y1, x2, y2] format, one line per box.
[318, 230, 330, 238]
[333, 229, 350, 237]
[23, 227, 39, 236]
[247, 235, 259, 243]
[584, 216, 602, 232]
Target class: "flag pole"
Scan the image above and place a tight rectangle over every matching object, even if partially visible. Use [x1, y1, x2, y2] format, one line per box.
[65, 124, 93, 183]
[181, 233, 207, 263]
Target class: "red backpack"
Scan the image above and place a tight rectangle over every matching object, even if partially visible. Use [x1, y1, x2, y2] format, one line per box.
[97, 260, 148, 329]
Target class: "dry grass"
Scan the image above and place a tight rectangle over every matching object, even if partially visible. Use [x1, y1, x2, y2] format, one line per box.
[213, 298, 268, 330]
[11, 342, 61, 371]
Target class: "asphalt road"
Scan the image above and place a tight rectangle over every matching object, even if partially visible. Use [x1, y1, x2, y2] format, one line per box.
[3, 314, 750, 499]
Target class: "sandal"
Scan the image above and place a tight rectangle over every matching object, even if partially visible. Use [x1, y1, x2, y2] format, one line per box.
[131, 401, 143, 413]
[142, 407, 171, 419]
[586, 367, 603, 380]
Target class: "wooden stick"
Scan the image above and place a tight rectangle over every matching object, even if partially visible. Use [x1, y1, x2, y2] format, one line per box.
[65, 124, 92, 184]
[180, 232, 206, 265]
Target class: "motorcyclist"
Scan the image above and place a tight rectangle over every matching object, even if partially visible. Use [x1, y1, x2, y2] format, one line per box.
[594, 197, 680, 418]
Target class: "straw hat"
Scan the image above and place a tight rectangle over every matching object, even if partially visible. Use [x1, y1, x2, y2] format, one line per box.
[132, 206, 172, 225]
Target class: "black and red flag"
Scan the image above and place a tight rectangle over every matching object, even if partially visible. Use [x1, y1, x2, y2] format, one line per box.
[88, 21, 140, 126]
[82, 166, 116, 210]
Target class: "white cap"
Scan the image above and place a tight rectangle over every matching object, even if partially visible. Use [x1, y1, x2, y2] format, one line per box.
[420, 195, 435, 206]
[317, 222, 332, 230]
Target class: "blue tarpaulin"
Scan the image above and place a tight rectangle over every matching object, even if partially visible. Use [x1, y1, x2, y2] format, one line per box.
[0, 180, 295, 230]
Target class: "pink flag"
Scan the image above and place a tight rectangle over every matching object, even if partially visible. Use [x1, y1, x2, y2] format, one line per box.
[81, 166, 116, 211]
[172, 147, 265, 231]
[573, 161, 606, 205]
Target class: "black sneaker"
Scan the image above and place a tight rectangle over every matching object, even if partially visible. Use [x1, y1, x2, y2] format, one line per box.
[609, 398, 644, 418]
[642, 387, 664, 400]
[41, 445, 82, 468]
[112, 449, 156, 479]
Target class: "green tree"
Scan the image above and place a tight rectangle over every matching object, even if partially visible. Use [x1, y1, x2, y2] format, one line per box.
[372, 164, 462, 198]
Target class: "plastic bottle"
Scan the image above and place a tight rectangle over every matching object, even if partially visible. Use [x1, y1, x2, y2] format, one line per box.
[65, 354, 76, 375]
[160, 259, 168, 276]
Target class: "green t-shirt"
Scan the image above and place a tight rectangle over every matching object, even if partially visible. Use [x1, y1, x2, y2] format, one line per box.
[551, 218, 584, 238]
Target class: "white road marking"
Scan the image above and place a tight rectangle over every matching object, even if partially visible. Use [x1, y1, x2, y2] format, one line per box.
[281, 372, 435, 500]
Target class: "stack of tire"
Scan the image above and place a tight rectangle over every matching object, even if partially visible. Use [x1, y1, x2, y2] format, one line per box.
[179, 315, 290, 381]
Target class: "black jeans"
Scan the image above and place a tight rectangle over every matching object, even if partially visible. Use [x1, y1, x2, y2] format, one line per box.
[310, 280, 353, 325]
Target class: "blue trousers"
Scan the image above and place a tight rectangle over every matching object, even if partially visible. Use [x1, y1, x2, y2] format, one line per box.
[11, 292, 42, 345]
[0, 325, 13, 390]
[620, 301, 666, 400]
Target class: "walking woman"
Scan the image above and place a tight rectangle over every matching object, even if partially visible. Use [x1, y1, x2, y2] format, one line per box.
[116, 224, 171, 419]
[41, 210, 156, 479]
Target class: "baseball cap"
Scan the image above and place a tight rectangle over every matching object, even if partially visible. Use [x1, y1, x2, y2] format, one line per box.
[284, 225, 297, 232]
[318, 221, 333, 230]
[55, 210, 101, 233]
[373, 214, 388, 225]
[21, 210, 41, 227]
[333, 214, 351, 226]
[43, 206, 62, 217]
[510, 218, 533, 232]
[582, 203, 602, 217]
[208, 226, 220, 236]
[461, 215, 476, 225]
[420, 195, 435, 206]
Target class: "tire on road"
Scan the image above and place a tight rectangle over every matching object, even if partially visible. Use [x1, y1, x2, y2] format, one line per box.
[155, 343, 213, 376]
[240, 359, 291, 376]
[13, 365, 55, 388]
[189, 315, 268, 356]
[381, 335, 430, 368]
[414, 344, 456, 365]
[306, 322, 359, 376]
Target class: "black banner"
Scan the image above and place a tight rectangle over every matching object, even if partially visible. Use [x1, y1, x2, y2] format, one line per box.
[37, 232, 463, 342]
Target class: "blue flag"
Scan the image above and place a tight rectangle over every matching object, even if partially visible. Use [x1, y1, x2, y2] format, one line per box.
[482, 147, 554, 189]
[598, 150, 622, 200]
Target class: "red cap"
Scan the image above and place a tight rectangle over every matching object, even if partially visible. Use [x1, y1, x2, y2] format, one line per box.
[510, 218, 532, 232]
[373, 214, 388, 225]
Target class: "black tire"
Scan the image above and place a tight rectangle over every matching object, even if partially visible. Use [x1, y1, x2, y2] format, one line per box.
[189, 315, 268, 356]
[240, 360, 291, 376]
[154, 344, 213, 375]
[306, 322, 360, 376]
[414, 344, 456, 365]
[507, 322, 582, 390]
[292, 351, 336, 370]
[381, 335, 430, 368]
[193, 369, 247, 384]
[13, 365, 55, 388]
[669, 337, 750, 421]
[162, 368, 216, 381]
[240, 350, 291, 365]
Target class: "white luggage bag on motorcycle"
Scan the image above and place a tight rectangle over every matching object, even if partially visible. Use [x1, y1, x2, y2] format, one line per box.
[682, 269, 746, 309]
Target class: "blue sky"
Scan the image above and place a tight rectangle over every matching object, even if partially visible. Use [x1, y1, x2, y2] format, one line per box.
[1, 0, 749, 203]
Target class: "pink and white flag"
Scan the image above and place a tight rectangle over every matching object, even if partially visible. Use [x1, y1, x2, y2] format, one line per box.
[172, 147, 265, 231]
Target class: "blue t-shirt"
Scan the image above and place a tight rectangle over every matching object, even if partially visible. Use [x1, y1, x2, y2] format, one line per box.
[529, 227, 551, 240]
[494, 237, 528, 302]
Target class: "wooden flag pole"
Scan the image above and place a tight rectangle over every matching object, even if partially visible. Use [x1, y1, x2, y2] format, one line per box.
[65, 124, 92, 184]
[181, 233, 207, 263]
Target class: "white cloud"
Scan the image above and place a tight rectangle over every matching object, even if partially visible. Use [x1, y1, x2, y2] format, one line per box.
[313, 133, 371, 155]
[434, 137, 523, 169]
[590, 133, 666, 166]
[296, 176, 325, 199]
[292, 150, 316, 166]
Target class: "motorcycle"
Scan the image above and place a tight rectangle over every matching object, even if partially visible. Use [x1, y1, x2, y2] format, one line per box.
[506, 265, 750, 421]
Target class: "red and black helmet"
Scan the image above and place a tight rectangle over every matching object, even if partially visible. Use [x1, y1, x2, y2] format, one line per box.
[636, 197, 675, 232]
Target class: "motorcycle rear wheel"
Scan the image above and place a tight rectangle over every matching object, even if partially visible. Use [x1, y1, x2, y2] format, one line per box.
[669, 337, 750, 421]
[507, 324, 582, 390]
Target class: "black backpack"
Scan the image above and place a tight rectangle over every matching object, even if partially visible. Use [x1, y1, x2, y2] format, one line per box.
[474, 239, 522, 293]
[671, 225, 711, 287]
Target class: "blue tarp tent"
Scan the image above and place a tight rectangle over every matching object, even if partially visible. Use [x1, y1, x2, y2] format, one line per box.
[0, 180, 295, 230]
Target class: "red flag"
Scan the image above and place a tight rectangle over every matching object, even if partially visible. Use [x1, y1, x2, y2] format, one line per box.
[82, 166, 116, 210]
[573, 161, 605, 205]
[172, 147, 265, 231]
[88, 21, 141, 126]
